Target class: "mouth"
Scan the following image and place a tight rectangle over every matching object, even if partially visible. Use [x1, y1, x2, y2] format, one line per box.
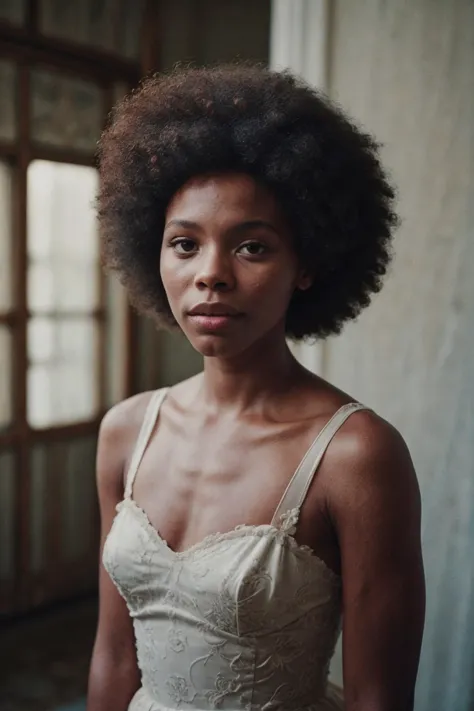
[188, 302, 242, 317]
[187, 302, 245, 332]
[187, 313, 244, 332]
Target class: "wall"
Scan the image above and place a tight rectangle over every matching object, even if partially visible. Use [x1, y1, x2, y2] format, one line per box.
[159, 0, 270, 68]
[136, 0, 271, 389]
[325, 2, 474, 709]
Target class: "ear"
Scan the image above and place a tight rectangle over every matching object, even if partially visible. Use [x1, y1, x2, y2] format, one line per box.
[295, 269, 313, 291]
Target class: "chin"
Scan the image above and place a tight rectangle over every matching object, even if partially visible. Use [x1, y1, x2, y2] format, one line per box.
[188, 333, 249, 359]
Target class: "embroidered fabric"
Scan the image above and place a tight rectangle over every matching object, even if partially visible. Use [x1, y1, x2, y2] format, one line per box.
[102, 389, 369, 710]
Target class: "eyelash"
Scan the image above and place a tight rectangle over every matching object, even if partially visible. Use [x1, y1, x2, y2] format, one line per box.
[169, 238, 268, 257]
[170, 238, 196, 254]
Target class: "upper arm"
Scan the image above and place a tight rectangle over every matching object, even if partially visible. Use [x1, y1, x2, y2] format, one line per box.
[90, 399, 148, 679]
[329, 414, 425, 711]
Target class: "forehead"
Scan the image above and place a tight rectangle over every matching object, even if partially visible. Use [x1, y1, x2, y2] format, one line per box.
[165, 173, 283, 223]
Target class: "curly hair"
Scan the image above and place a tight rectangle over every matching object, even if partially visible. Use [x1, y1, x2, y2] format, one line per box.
[98, 63, 397, 340]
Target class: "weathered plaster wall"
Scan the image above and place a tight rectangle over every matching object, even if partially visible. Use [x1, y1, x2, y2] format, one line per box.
[326, 2, 474, 708]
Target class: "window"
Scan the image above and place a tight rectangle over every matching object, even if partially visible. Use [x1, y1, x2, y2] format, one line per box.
[0, 0, 148, 615]
[27, 161, 100, 427]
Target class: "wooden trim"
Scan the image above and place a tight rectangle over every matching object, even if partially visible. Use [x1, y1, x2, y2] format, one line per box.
[0, 21, 28, 42]
[1, 0, 147, 614]
[0, 429, 19, 447]
[142, 0, 162, 74]
[29, 146, 97, 168]
[28, 417, 103, 442]
[97, 267, 107, 413]
[17, 61, 29, 418]
[26, 308, 106, 320]
[125, 304, 137, 396]
[48, 441, 63, 584]
[0, 312, 16, 325]
[27, 0, 38, 35]
[2, 308, 106, 323]
[97, 84, 115, 412]
[0, 580, 16, 616]
[26, 554, 98, 613]
[0, 142, 18, 160]
[0, 446, 18, 615]
[125, 0, 165, 398]
[16, 61, 30, 609]
[0, 28, 140, 83]
[0, 417, 104, 446]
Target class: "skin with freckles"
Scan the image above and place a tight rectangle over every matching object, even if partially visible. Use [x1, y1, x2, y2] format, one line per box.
[88, 172, 425, 711]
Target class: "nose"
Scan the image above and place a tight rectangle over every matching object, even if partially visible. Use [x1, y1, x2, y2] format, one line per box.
[194, 246, 235, 292]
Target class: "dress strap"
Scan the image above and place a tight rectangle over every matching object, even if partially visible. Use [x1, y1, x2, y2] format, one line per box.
[124, 388, 169, 499]
[271, 402, 370, 527]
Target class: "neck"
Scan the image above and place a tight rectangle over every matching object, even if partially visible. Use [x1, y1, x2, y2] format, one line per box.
[199, 330, 305, 413]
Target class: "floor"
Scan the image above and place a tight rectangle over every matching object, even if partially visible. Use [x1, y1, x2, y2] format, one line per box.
[0, 597, 97, 711]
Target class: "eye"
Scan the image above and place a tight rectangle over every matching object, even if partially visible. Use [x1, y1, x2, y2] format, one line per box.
[170, 237, 197, 255]
[238, 241, 268, 257]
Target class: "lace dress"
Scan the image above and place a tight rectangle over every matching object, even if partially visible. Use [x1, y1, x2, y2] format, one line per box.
[103, 388, 368, 710]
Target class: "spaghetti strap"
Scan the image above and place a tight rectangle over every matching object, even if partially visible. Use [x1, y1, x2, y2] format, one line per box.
[124, 388, 169, 499]
[271, 402, 370, 527]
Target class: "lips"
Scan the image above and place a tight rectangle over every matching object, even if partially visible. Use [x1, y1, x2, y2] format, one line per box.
[187, 302, 244, 332]
[188, 302, 242, 317]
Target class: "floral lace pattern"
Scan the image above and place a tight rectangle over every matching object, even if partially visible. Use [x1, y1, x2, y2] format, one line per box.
[103, 498, 343, 711]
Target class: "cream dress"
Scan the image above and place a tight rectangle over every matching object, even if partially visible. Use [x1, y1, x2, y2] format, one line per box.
[103, 388, 368, 710]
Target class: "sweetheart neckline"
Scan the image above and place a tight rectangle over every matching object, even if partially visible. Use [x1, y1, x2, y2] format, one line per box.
[114, 497, 341, 584]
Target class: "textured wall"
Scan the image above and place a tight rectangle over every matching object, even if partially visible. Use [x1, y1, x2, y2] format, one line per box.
[325, 1, 474, 709]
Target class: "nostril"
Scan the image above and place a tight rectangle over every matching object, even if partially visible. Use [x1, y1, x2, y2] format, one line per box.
[196, 277, 230, 291]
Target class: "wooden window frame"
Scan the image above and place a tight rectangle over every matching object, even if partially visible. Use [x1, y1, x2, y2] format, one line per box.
[0, 0, 155, 614]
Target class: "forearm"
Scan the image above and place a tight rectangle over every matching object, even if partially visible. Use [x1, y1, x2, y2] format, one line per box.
[87, 650, 140, 711]
[347, 700, 414, 711]
[345, 686, 415, 711]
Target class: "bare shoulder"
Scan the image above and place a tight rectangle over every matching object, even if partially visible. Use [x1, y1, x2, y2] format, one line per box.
[99, 390, 156, 440]
[96, 390, 157, 495]
[334, 407, 414, 473]
[324, 406, 421, 522]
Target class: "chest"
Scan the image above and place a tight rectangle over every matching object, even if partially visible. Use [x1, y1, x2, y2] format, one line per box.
[130, 411, 336, 560]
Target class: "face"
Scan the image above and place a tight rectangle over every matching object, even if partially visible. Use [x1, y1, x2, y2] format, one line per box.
[160, 173, 311, 358]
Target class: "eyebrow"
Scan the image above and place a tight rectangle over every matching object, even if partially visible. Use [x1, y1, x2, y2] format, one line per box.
[164, 218, 279, 235]
[164, 219, 200, 230]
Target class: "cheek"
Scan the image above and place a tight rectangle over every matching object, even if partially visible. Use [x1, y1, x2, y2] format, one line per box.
[160, 252, 187, 294]
[159, 258, 187, 320]
[247, 265, 297, 314]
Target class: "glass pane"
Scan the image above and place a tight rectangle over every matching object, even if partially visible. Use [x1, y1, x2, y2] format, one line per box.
[27, 160, 99, 313]
[116, 0, 146, 59]
[28, 317, 97, 364]
[81, 0, 117, 52]
[30, 444, 48, 573]
[27, 318, 99, 427]
[105, 274, 128, 406]
[0, 327, 12, 428]
[0, 161, 13, 309]
[61, 436, 97, 561]
[0, 451, 15, 582]
[30, 68, 103, 152]
[0, 60, 17, 142]
[0, 0, 27, 25]
[28, 262, 99, 312]
[39, 0, 77, 40]
[40, 0, 116, 51]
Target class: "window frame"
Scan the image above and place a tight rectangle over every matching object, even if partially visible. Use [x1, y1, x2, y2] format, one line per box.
[0, 0, 146, 614]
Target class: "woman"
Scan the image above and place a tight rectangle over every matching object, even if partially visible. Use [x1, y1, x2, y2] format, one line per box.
[87, 65, 425, 711]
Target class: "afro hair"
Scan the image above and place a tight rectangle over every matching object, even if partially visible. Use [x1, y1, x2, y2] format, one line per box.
[98, 63, 398, 340]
